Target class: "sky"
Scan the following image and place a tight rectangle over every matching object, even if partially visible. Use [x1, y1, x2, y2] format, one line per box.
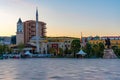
[0, 0, 120, 37]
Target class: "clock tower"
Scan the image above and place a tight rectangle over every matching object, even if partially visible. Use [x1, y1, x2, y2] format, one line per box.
[17, 18, 23, 33]
[16, 18, 24, 45]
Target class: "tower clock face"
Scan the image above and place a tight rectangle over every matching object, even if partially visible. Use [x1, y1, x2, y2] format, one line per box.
[17, 23, 23, 32]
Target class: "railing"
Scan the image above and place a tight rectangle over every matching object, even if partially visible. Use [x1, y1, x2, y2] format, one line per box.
[1, 53, 53, 59]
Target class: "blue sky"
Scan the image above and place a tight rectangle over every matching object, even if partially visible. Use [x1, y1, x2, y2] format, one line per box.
[0, 0, 120, 37]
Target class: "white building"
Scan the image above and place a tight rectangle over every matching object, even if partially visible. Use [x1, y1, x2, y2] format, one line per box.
[30, 37, 73, 54]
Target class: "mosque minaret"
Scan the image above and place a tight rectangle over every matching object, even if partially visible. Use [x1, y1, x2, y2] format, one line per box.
[36, 8, 40, 53]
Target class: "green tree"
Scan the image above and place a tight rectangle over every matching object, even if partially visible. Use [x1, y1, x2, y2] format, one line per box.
[98, 42, 105, 57]
[91, 43, 105, 58]
[0, 44, 12, 54]
[58, 48, 64, 56]
[18, 43, 25, 53]
[112, 46, 120, 58]
[71, 39, 81, 57]
[82, 42, 105, 58]
[0, 44, 4, 54]
[49, 48, 57, 56]
[83, 43, 92, 58]
[6, 46, 13, 54]
[92, 44, 99, 58]
[115, 49, 120, 58]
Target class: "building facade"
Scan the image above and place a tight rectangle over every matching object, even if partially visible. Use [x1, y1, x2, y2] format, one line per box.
[30, 37, 73, 54]
[16, 18, 24, 45]
[89, 36, 120, 48]
[0, 37, 11, 45]
[23, 20, 46, 44]
[16, 20, 46, 45]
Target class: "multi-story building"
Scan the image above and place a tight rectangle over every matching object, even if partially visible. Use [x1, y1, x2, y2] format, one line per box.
[101, 36, 120, 40]
[0, 37, 11, 45]
[23, 20, 46, 44]
[89, 36, 120, 48]
[16, 19, 46, 45]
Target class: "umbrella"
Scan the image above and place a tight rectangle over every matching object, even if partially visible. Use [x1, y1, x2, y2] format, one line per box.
[25, 51, 32, 55]
[76, 49, 87, 56]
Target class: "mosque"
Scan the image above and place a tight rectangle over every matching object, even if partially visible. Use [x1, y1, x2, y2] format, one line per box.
[16, 8, 73, 54]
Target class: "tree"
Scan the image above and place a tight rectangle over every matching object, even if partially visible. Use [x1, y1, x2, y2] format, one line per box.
[98, 42, 105, 57]
[49, 48, 57, 56]
[92, 44, 99, 58]
[71, 39, 81, 57]
[91, 43, 105, 58]
[0, 44, 4, 54]
[0, 44, 12, 54]
[112, 46, 120, 57]
[18, 43, 25, 53]
[83, 43, 92, 58]
[58, 48, 64, 56]
[82, 42, 105, 58]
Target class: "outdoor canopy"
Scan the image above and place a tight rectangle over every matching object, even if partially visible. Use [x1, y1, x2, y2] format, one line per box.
[76, 49, 87, 56]
[25, 51, 32, 55]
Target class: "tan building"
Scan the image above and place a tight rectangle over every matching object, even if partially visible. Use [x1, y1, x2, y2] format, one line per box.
[23, 20, 46, 44]
[30, 37, 73, 54]
[89, 40, 120, 48]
